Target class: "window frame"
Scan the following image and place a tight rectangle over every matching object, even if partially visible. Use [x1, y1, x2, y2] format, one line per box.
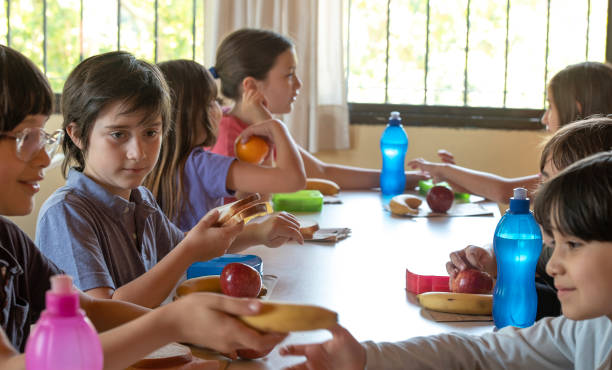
[347, 0, 612, 130]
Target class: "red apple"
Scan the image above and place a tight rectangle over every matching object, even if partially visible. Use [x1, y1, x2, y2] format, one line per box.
[451, 269, 493, 294]
[220, 262, 262, 298]
[236, 347, 273, 360]
[426, 185, 454, 213]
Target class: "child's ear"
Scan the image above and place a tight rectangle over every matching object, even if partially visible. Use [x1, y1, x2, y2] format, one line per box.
[65, 123, 84, 150]
[575, 101, 583, 115]
[242, 77, 260, 92]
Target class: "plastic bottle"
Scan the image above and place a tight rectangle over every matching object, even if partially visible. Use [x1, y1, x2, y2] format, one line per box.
[492, 188, 543, 329]
[380, 111, 408, 196]
[25, 274, 103, 370]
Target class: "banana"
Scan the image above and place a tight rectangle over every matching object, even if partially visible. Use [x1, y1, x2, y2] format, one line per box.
[239, 301, 338, 332]
[305, 178, 340, 196]
[417, 292, 492, 315]
[176, 275, 268, 299]
[389, 194, 422, 215]
[175, 275, 222, 298]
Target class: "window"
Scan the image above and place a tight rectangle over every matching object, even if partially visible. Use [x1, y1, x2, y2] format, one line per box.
[2, 0, 204, 93]
[346, 0, 610, 129]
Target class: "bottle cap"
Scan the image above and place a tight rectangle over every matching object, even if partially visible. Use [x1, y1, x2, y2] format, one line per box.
[51, 274, 74, 294]
[509, 187, 530, 213]
[388, 111, 401, 125]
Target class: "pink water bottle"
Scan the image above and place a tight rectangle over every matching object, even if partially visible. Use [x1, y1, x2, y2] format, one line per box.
[25, 274, 103, 369]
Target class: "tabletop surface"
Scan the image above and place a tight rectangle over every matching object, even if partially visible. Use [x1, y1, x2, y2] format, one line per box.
[220, 190, 501, 369]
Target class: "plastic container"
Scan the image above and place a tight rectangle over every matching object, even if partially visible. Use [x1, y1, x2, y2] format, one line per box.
[380, 111, 408, 196]
[187, 254, 263, 279]
[492, 188, 542, 329]
[272, 190, 323, 212]
[25, 274, 103, 370]
[418, 179, 470, 200]
[406, 269, 450, 294]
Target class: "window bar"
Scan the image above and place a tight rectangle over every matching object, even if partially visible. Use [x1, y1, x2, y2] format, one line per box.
[191, 0, 196, 60]
[543, 0, 551, 107]
[463, 0, 471, 106]
[79, 0, 83, 61]
[384, 0, 391, 103]
[502, 0, 510, 108]
[5, 0, 10, 47]
[346, 0, 352, 101]
[154, 0, 158, 63]
[424, 0, 430, 105]
[585, 0, 591, 59]
[43, 0, 47, 73]
[117, 0, 121, 50]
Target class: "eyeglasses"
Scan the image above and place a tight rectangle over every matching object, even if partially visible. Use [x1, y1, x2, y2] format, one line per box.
[0, 127, 64, 161]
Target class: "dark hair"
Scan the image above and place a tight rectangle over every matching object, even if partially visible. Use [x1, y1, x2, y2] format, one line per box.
[61, 51, 171, 176]
[534, 151, 612, 241]
[145, 59, 218, 221]
[0, 45, 53, 132]
[549, 62, 612, 127]
[540, 116, 612, 173]
[214, 28, 293, 100]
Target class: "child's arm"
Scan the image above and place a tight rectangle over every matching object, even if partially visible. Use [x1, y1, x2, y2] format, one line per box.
[0, 329, 23, 370]
[408, 158, 541, 203]
[87, 209, 244, 308]
[228, 212, 304, 252]
[299, 147, 427, 190]
[225, 119, 306, 194]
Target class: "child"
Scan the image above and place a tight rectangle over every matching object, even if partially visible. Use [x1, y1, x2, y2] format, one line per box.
[35, 51, 243, 308]
[145, 59, 305, 252]
[447, 116, 612, 319]
[0, 44, 285, 369]
[408, 61, 612, 203]
[280, 150, 612, 369]
[209, 28, 426, 190]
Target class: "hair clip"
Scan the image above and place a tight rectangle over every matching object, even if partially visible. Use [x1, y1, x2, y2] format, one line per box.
[208, 66, 219, 79]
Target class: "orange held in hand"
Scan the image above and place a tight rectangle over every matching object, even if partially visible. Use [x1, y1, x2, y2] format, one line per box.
[235, 136, 270, 164]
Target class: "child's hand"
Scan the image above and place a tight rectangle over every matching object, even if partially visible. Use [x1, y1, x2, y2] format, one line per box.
[446, 245, 497, 282]
[170, 294, 288, 359]
[249, 212, 304, 247]
[279, 324, 366, 370]
[407, 158, 447, 183]
[184, 209, 244, 261]
[405, 170, 430, 190]
[242, 87, 272, 124]
[437, 149, 456, 164]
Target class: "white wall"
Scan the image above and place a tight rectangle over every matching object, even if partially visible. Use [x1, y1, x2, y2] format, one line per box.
[9, 114, 547, 240]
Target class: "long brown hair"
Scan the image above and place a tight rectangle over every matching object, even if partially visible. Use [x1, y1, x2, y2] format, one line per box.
[549, 62, 612, 127]
[144, 59, 218, 222]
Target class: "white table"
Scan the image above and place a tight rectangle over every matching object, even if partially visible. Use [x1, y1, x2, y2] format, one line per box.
[227, 190, 501, 368]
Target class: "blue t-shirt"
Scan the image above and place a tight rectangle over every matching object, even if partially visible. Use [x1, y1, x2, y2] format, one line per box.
[35, 169, 184, 292]
[176, 147, 235, 231]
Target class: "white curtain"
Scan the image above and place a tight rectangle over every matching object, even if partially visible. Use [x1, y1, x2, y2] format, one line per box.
[203, 0, 350, 152]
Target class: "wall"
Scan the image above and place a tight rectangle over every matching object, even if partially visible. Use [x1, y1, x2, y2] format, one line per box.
[8, 115, 547, 240]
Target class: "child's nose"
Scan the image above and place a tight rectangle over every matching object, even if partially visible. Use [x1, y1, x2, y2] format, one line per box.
[126, 138, 145, 160]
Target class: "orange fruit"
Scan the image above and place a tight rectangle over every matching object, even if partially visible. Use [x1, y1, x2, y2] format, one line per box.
[235, 136, 270, 164]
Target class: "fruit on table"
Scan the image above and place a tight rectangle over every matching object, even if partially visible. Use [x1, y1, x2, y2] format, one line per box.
[451, 269, 493, 294]
[389, 194, 422, 215]
[239, 301, 338, 332]
[305, 178, 340, 196]
[426, 185, 454, 213]
[175, 275, 222, 298]
[220, 263, 262, 298]
[235, 136, 270, 164]
[417, 292, 492, 315]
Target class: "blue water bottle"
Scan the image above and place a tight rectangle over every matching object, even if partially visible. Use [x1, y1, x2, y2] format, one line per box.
[493, 188, 542, 329]
[380, 111, 408, 196]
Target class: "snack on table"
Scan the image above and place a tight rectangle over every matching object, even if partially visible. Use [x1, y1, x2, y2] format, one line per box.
[305, 178, 340, 196]
[389, 194, 422, 215]
[213, 193, 269, 226]
[417, 292, 492, 315]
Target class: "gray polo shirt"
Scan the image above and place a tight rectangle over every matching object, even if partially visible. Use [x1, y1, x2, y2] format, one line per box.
[35, 169, 184, 292]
